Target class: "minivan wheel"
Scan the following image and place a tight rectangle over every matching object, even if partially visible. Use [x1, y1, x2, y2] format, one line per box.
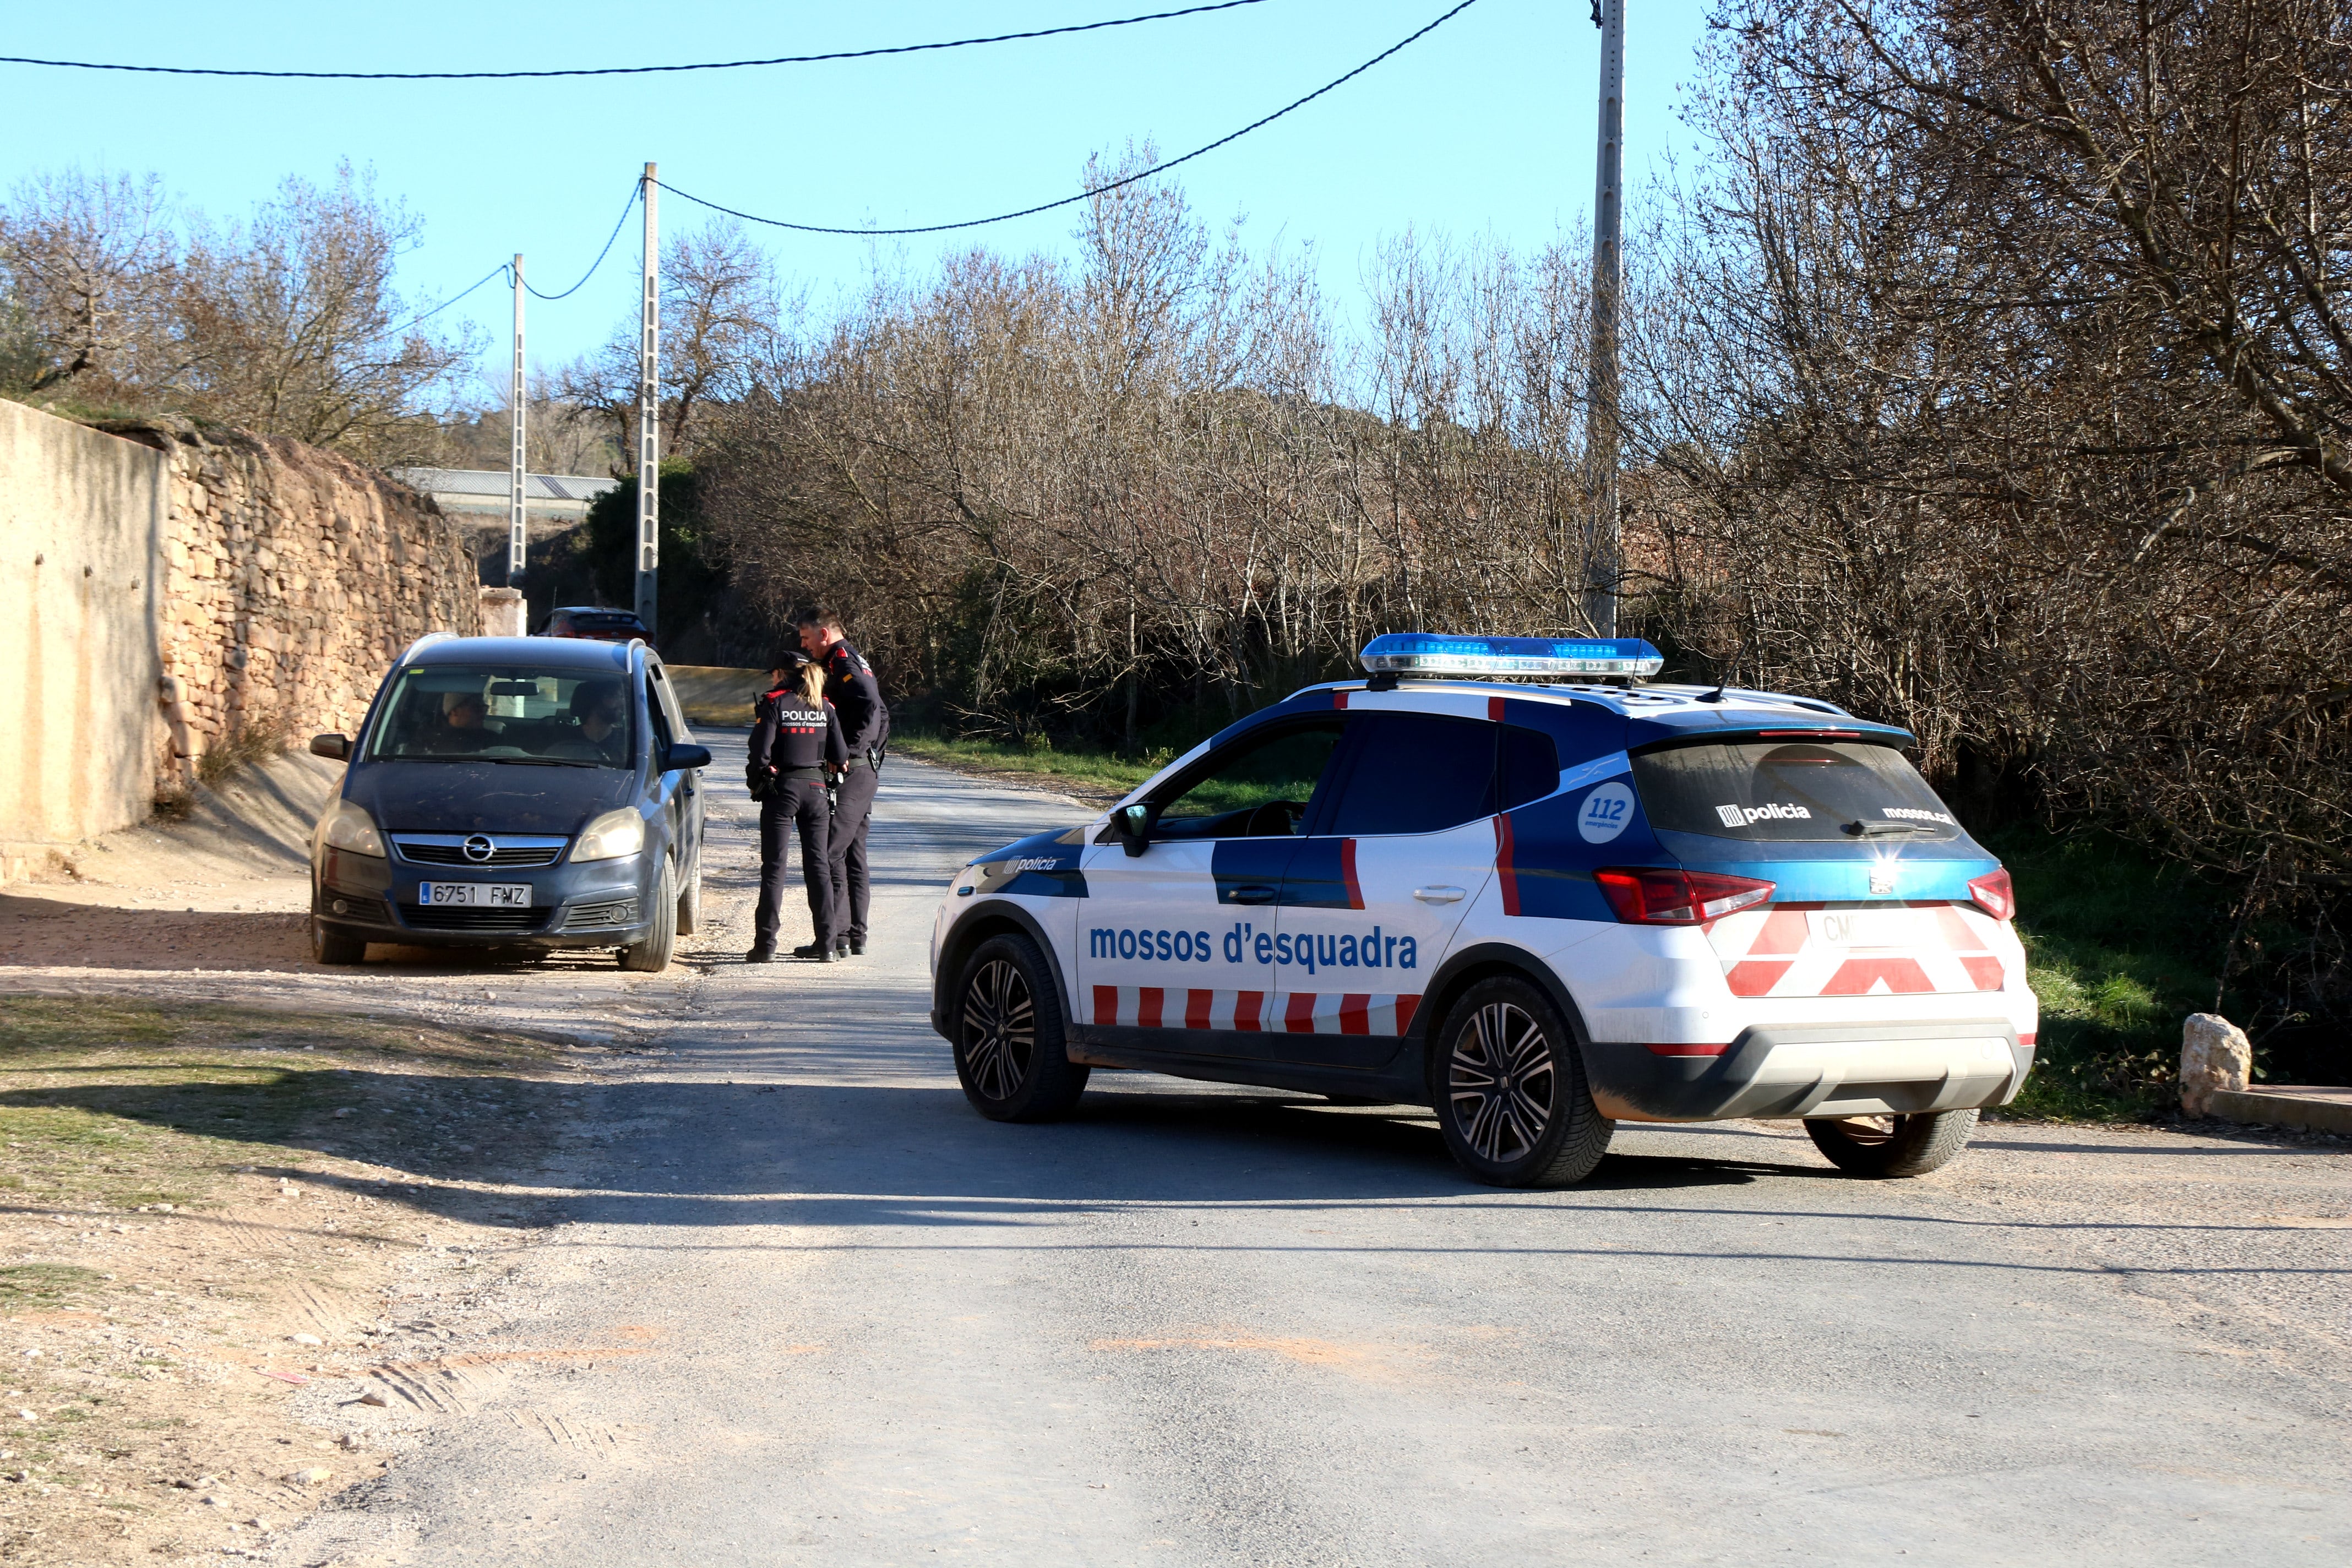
[1433, 977, 1614, 1188]
[1805, 1108, 1979, 1178]
[675, 852, 701, 937]
[311, 917, 365, 966]
[952, 933, 1088, 1122]
[618, 859, 678, 972]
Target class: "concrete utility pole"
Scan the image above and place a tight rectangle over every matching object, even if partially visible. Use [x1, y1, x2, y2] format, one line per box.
[634, 164, 660, 635]
[1581, 0, 1625, 637]
[508, 253, 527, 586]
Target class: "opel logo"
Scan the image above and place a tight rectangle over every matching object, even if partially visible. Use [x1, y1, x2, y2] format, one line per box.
[462, 835, 496, 863]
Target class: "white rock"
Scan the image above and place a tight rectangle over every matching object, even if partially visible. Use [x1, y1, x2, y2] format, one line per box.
[2180, 1013, 2252, 1115]
[289, 1333, 323, 1347]
[286, 1466, 333, 1485]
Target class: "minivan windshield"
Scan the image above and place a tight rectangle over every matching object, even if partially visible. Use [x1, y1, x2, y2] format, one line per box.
[366, 665, 635, 768]
[1630, 741, 1962, 842]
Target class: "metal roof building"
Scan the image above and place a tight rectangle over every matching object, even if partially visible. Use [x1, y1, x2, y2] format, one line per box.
[391, 469, 620, 524]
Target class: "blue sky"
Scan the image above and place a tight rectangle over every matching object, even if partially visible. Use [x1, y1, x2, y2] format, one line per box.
[3, 1, 1718, 378]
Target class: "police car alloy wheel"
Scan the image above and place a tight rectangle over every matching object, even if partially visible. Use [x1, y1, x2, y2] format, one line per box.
[1805, 1108, 1979, 1178]
[1433, 977, 1614, 1188]
[954, 933, 1089, 1122]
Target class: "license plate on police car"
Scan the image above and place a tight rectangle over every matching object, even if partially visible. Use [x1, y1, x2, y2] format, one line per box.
[1807, 907, 1926, 948]
[418, 883, 532, 908]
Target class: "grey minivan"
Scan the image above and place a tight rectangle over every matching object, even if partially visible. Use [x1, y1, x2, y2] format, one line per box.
[305, 633, 709, 970]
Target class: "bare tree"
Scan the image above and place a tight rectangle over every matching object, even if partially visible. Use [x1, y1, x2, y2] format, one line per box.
[171, 164, 477, 462]
[0, 168, 176, 395]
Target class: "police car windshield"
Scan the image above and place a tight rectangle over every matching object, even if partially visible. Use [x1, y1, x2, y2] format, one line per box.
[1630, 741, 1962, 842]
[366, 666, 635, 768]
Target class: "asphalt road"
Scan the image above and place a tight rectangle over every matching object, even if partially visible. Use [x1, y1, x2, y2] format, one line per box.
[281, 739, 2350, 1568]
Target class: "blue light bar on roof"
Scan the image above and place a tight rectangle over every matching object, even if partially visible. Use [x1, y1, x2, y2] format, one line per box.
[1360, 632, 1665, 679]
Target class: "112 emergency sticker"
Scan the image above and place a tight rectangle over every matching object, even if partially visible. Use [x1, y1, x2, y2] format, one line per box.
[1578, 782, 1636, 843]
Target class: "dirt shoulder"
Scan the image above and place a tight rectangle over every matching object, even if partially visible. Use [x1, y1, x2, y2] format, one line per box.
[0, 994, 613, 1566]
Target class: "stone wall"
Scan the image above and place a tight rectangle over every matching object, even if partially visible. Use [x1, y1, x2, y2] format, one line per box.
[109, 417, 482, 765]
[0, 401, 482, 880]
[0, 400, 169, 874]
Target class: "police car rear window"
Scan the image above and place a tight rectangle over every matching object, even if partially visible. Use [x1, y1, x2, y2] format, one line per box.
[1629, 741, 1962, 842]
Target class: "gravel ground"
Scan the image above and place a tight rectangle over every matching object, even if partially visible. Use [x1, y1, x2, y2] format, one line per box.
[6, 743, 2345, 1566]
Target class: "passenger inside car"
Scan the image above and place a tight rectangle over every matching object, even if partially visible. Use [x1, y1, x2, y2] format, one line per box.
[553, 680, 629, 764]
[428, 690, 492, 753]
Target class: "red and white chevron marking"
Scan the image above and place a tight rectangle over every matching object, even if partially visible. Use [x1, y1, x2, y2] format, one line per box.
[1089, 986, 1422, 1036]
[1705, 902, 2008, 998]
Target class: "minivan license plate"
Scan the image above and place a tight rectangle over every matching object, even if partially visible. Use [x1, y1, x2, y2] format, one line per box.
[1807, 907, 1925, 949]
[418, 883, 532, 908]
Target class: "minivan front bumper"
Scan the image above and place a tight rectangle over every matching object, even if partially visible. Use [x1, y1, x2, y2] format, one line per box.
[311, 844, 654, 950]
[1584, 1020, 2033, 1122]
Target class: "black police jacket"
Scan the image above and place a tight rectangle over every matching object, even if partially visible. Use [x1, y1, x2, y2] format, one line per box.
[820, 640, 890, 760]
[749, 688, 847, 781]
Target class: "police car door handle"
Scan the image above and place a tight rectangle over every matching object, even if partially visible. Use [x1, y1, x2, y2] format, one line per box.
[1414, 885, 1466, 904]
[1229, 885, 1277, 905]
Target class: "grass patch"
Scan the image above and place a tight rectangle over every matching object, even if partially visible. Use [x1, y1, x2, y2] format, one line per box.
[0, 993, 575, 1215]
[892, 731, 1169, 801]
[1984, 825, 2227, 1120]
[0, 1263, 105, 1307]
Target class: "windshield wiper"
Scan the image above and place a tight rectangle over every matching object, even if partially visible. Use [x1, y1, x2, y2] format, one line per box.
[1844, 819, 1934, 837]
[479, 756, 602, 768]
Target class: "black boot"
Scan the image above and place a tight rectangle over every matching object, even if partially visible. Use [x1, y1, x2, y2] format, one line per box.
[792, 941, 835, 962]
[745, 943, 776, 964]
[848, 935, 867, 956]
[834, 936, 851, 957]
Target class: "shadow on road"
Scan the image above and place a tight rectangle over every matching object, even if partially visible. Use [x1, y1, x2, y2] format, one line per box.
[7, 1065, 2344, 1284]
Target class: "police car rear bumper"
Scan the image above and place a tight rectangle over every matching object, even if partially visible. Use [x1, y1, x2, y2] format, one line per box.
[1583, 1020, 2033, 1123]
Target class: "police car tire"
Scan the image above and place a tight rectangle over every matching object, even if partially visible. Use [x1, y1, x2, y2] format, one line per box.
[1433, 976, 1614, 1188]
[952, 932, 1089, 1123]
[619, 859, 678, 972]
[311, 918, 366, 966]
[1805, 1108, 1978, 1178]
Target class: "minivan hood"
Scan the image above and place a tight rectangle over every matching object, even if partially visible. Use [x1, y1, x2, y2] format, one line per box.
[342, 760, 638, 835]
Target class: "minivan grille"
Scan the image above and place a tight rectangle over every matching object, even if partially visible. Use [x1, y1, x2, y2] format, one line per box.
[399, 905, 548, 933]
[393, 838, 564, 868]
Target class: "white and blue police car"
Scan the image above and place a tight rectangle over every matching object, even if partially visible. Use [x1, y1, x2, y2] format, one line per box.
[928, 634, 2036, 1187]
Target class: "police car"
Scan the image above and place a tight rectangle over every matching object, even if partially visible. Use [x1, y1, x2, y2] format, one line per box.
[928, 635, 2035, 1188]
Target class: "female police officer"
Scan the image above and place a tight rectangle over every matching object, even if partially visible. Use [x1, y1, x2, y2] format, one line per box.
[745, 650, 847, 963]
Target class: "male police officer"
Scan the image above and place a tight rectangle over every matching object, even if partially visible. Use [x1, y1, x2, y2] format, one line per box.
[796, 609, 889, 957]
[745, 650, 846, 963]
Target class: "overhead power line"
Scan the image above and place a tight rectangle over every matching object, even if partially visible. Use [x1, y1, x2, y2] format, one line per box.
[524, 181, 644, 301]
[364, 262, 510, 350]
[0, 1, 1266, 80]
[655, 0, 1484, 238]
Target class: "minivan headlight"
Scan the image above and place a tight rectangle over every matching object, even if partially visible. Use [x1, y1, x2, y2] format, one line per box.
[322, 799, 385, 858]
[573, 808, 645, 862]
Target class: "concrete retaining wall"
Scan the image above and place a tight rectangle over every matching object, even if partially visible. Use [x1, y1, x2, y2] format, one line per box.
[665, 666, 770, 728]
[0, 401, 170, 875]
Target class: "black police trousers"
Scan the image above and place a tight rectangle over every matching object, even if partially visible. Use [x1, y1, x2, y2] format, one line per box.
[755, 779, 835, 950]
[826, 763, 879, 944]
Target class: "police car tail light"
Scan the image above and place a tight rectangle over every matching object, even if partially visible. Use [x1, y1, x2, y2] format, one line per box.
[1359, 632, 1665, 679]
[1967, 868, 2016, 922]
[1594, 868, 1775, 925]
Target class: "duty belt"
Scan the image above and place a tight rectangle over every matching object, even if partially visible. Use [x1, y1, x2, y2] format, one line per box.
[775, 766, 827, 782]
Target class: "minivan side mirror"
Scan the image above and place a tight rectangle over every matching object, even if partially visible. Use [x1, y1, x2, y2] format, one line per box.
[309, 733, 350, 761]
[663, 742, 713, 773]
[1112, 802, 1157, 857]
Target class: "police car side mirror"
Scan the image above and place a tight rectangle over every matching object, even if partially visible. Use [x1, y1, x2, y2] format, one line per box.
[309, 733, 350, 761]
[1113, 803, 1156, 857]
